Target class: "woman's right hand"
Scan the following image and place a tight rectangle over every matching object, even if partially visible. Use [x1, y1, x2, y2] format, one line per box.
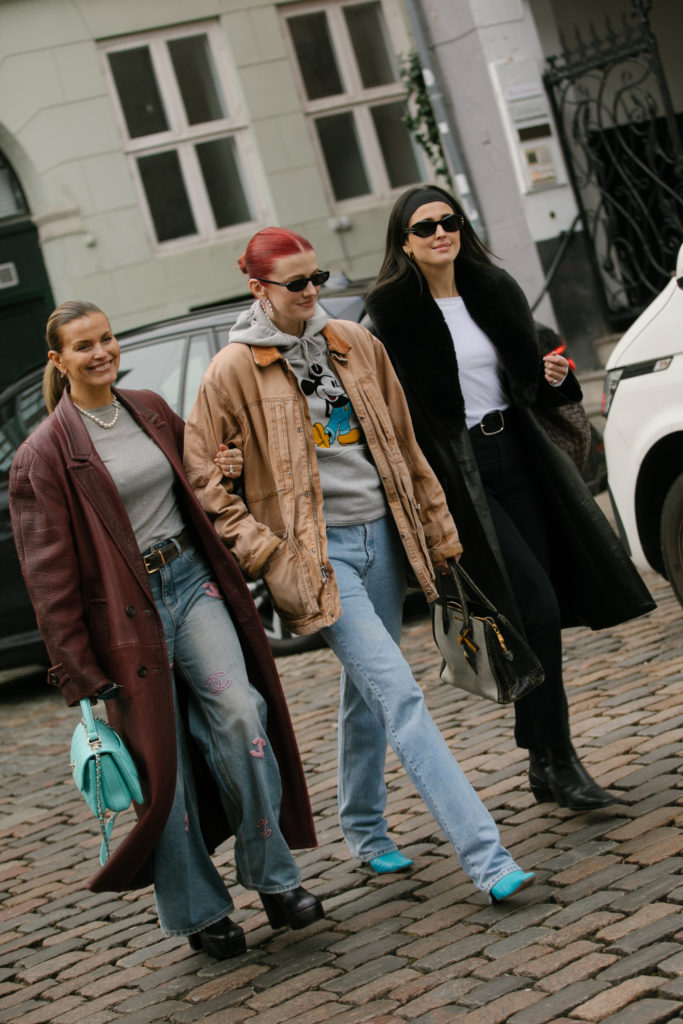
[214, 443, 243, 480]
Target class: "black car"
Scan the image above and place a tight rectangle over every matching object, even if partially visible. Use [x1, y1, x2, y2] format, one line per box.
[0, 284, 369, 670]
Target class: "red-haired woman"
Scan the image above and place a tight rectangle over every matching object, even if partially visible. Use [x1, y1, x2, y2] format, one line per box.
[184, 227, 534, 903]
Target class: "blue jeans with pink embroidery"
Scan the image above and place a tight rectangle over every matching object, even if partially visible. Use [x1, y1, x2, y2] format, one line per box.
[148, 540, 301, 936]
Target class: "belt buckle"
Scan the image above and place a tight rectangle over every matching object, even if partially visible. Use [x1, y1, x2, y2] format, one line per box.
[143, 547, 166, 574]
[480, 411, 504, 436]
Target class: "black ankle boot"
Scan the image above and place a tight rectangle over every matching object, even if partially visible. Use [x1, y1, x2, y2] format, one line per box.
[259, 886, 325, 931]
[529, 745, 616, 811]
[188, 916, 247, 959]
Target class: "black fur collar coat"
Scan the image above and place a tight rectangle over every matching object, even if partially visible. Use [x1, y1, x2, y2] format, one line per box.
[366, 257, 654, 631]
[366, 255, 568, 431]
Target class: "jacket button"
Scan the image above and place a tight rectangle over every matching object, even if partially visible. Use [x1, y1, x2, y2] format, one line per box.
[125, 605, 136, 616]
[137, 665, 148, 678]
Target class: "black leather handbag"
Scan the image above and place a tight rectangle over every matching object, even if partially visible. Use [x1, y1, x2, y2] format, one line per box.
[432, 561, 545, 704]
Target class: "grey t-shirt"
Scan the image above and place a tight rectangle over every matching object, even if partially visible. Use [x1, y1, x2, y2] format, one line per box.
[80, 403, 185, 552]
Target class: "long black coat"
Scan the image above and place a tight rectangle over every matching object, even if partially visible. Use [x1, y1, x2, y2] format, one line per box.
[10, 388, 316, 893]
[365, 256, 655, 631]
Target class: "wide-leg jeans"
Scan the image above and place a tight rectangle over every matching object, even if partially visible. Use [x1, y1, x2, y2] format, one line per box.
[148, 541, 301, 936]
[320, 516, 520, 894]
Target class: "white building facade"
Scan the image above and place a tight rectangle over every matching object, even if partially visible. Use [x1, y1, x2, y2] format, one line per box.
[0, 0, 680, 384]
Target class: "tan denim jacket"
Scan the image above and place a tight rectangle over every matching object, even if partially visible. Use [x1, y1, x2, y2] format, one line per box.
[184, 319, 462, 635]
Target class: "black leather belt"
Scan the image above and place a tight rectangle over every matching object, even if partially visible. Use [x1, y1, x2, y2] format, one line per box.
[474, 410, 505, 436]
[142, 528, 191, 574]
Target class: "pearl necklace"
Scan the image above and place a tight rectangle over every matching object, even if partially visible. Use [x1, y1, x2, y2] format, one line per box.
[73, 396, 121, 429]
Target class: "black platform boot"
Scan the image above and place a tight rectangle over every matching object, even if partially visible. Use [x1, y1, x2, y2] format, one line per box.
[187, 916, 247, 959]
[259, 886, 325, 930]
[529, 745, 616, 811]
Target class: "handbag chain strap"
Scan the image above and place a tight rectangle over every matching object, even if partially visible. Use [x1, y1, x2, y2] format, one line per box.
[80, 698, 117, 862]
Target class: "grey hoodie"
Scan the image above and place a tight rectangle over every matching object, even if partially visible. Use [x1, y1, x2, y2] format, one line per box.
[230, 301, 387, 526]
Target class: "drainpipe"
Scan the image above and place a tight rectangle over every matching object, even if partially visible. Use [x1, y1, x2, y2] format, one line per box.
[403, 0, 487, 240]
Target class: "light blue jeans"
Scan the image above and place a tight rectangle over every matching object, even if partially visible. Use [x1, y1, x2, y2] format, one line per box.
[148, 540, 301, 936]
[320, 517, 520, 895]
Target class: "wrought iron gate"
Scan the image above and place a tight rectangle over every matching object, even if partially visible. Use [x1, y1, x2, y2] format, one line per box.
[544, 0, 683, 327]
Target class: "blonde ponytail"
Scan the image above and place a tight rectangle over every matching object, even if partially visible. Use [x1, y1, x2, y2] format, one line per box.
[42, 362, 67, 414]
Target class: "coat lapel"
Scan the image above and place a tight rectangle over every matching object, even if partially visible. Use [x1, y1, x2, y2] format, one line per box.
[55, 393, 158, 593]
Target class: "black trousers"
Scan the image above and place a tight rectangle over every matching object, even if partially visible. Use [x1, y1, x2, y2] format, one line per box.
[467, 416, 571, 749]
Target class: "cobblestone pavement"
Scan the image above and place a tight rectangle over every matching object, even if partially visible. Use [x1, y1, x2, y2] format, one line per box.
[2, 563, 683, 1024]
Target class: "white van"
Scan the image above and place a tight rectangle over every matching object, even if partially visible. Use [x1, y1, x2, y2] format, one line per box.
[602, 243, 683, 607]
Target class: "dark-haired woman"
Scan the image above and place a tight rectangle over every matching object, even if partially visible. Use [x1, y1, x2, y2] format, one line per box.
[9, 301, 323, 959]
[184, 226, 534, 902]
[366, 185, 655, 811]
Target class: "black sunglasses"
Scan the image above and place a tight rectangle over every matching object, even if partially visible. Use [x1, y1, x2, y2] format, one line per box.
[405, 213, 464, 238]
[255, 270, 330, 292]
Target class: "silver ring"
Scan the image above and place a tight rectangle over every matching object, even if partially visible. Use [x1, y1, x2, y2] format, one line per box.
[229, 464, 234, 474]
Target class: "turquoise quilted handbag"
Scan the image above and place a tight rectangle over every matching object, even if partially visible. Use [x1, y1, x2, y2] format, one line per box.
[70, 699, 143, 865]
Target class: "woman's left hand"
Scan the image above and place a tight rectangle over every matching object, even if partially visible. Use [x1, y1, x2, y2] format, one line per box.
[214, 443, 243, 480]
[543, 352, 569, 387]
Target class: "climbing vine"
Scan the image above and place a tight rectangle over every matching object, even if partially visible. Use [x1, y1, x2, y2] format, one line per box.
[400, 50, 453, 188]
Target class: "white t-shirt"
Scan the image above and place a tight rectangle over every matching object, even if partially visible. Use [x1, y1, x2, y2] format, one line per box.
[435, 296, 509, 429]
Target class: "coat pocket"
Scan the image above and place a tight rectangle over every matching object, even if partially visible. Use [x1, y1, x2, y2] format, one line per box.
[262, 533, 320, 624]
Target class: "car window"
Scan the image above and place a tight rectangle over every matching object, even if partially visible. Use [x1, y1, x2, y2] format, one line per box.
[0, 376, 46, 483]
[116, 336, 186, 412]
[182, 333, 213, 417]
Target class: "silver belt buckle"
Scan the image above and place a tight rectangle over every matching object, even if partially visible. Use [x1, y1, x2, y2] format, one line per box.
[480, 411, 504, 436]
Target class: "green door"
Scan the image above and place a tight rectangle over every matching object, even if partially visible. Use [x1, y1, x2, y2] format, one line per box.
[0, 153, 55, 391]
[0, 219, 55, 390]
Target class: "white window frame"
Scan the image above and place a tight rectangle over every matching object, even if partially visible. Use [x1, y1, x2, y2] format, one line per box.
[100, 21, 261, 252]
[282, 0, 423, 211]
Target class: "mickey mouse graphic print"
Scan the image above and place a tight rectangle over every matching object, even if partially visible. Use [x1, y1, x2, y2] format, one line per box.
[300, 362, 361, 448]
[293, 351, 388, 527]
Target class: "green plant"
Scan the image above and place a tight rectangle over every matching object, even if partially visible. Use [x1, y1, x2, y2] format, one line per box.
[400, 50, 453, 188]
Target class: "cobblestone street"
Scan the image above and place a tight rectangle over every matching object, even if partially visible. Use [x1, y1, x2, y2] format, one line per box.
[1, 560, 683, 1024]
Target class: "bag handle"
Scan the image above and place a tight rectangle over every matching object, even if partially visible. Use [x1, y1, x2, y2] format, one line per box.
[444, 559, 502, 618]
[79, 698, 100, 743]
[437, 560, 470, 636]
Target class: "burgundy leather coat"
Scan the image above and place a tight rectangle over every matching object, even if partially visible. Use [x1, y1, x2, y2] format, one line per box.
[9, 388, 316, 893]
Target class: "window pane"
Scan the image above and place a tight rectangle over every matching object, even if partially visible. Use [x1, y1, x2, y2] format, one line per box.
[137, 151, 197, 242]
[344, 2, 396, 88]
[167, 35, 227, 125]
[0, 377, 45, 481]
[182, 334, 213, 416]
[108, 47, 169, 138]
[288, 12, 344, 100]
[315, 112, 370, 200]
[117, 337, 186, 411]
[371, 102, 421, 187]
[195, 137, 251, 228]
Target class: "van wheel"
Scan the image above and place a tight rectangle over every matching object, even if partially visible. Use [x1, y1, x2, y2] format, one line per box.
[661, 473, 683, 609]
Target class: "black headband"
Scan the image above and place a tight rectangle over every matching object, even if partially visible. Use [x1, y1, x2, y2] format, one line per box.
[401, 188, 455, 232]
